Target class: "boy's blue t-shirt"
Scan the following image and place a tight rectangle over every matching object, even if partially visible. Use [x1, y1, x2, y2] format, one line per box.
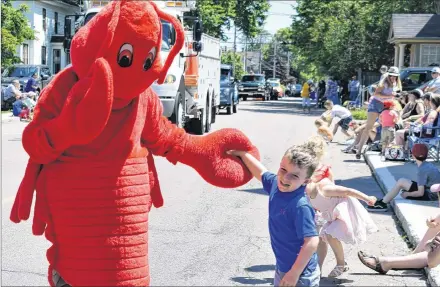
[262, 171, 318, 274]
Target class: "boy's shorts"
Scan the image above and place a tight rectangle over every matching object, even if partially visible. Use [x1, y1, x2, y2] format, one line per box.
[405, 181, 438, 201]
[338, 116, 353, 131]
[274, 266, 320, 287]
[381, 127, 395, 144]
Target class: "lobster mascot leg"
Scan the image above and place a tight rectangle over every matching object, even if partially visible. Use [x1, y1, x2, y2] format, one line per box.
[9, 1, 259, 286]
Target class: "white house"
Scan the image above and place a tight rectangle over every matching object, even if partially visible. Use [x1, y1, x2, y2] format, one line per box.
[12, 0, 81, 74]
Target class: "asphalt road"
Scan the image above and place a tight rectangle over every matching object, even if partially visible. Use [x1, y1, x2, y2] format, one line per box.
[1, 97, 428, 286]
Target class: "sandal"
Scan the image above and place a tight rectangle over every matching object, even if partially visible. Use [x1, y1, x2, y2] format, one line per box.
[357, 251, 387, 274]
[328, 263, 349, 278]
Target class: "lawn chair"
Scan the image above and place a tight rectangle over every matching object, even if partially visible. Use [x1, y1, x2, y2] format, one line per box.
[408, 117, 440, 162]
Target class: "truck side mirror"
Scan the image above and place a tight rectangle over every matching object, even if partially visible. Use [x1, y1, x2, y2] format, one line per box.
[65, 18, 72, 39]
[193, 19, 203, 42]
[193, 41, 203, 52]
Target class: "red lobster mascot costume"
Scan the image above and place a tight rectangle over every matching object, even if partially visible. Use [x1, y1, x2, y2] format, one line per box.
[10, 1, 259, 286]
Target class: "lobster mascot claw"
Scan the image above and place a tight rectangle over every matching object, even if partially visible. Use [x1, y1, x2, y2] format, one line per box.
[9, 1, 260, 286]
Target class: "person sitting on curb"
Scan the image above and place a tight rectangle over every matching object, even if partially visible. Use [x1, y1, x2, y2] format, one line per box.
[368, 143, 440, 212]
[358, 197, 440, 275]
[324, 100, 353, 140]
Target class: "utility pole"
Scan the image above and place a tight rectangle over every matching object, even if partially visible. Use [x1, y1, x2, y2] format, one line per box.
[232, 24, 236, 77]
[286, 51, 290, 79]
[273, 40, 277, 78]
[244, 37, 247, 73]
[259, 34, 262, 74]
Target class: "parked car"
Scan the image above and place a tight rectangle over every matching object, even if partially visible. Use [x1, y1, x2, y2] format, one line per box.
[1, 64, 53, 95]
[269, 81, 284, 100]
[368, 66, 438, 96]
[267, 77, 281, 83]
[237, 74, 271, 101]
[219, 64, 239, 114]
[292, 84, 302, 97]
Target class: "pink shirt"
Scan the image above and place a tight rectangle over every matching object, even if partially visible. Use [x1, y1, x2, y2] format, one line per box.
[380, 110, 398, 127]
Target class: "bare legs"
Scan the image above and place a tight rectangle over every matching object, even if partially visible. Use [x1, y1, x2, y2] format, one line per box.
[379, 252, 428, 271]
[382, 178, 412, 204]
[360, 225, 440, 272]
[317, 238, 328, 271]
[327, 234, 345, 266]
[356, 112, 379, 157]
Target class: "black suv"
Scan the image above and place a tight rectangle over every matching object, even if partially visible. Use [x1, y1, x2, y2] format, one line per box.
[368, 66, 438, 96]
[237, 74, 271, 101]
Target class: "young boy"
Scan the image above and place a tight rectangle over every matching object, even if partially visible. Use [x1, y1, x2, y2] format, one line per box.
[301, 80, 312, 113]
[379, 100, 398, 156]
[368, 143, 440, 211]
[228, 142, 320, 286]
[324, 100, 353, 139]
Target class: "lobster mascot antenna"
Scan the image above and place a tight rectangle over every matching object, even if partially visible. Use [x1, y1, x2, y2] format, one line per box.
[10, 1, 259, 286]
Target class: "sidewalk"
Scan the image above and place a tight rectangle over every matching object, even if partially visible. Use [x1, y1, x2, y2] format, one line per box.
[364, 151, 440, 286]
[2, 112, 15, 122]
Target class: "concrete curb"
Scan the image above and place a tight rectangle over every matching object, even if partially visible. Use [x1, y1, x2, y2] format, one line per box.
[364, 151, 440, 287]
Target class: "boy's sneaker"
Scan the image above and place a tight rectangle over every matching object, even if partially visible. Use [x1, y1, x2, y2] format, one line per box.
[367, 199, 388, 212]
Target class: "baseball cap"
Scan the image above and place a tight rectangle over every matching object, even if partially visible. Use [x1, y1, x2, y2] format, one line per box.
[411, 143, 428, 160]
[432, 67, 440, 74]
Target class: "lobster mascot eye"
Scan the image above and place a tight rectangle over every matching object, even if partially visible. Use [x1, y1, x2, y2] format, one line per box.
[9, 1, 260, 286]
[118, 43, 133, 67]
[144, 47, 156, 71]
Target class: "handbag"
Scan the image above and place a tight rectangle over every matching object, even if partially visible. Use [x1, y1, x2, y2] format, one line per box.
[384, 145, 406, 161]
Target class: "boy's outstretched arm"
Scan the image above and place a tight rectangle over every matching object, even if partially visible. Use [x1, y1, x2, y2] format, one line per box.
[227, 151, 267, 182]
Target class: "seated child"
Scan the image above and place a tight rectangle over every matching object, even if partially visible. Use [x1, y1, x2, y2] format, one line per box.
[379, 100, 398, 156]
[19, 106, 32, 122]
[368, 143, 440, 211]
[315, 119, 333, 143]
[324, 100, 353, 140]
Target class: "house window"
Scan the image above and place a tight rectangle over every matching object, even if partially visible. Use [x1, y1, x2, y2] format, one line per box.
[42, 8, 46, 31]
[41, 46, 47, 65]
[22, 44, 29, 64]
[53, 49, 61, 74]
[420, 44, 440, 67]
[54, 12, 58, 34]
[66, 51, 71, 65]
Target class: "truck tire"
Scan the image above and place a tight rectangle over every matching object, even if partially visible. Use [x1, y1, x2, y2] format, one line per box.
[211, 96, 217, 124]
[233, 99, 238, 113]
[190, 108, 205, 135]
[243, 96, 247, 101]
[170, 92, 185, 128]
[226, 94, 233, 114]
[205, 97, 212, 133]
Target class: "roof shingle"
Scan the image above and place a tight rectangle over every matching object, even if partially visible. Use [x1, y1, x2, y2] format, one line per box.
[391, 14, 440, 39]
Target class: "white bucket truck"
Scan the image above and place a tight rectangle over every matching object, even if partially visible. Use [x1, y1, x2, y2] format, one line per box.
[63, 0, 221, 135]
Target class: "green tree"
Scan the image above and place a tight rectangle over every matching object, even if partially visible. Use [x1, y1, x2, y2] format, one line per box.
[287, 0, 438, 80]
[1, 0, 35, 68]
[184, 0, 269, 40]
[221, 50, 245, 80]
[234, 0, 270, 39]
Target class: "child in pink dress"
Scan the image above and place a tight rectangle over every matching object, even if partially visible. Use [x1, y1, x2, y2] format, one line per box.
[301, 136, 378, 278]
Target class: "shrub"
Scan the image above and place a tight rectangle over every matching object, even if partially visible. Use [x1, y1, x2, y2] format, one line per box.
[351, 109, 367, 120]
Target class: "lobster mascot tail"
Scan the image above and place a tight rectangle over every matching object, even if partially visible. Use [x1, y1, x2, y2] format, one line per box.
[9, 1, 260, 286]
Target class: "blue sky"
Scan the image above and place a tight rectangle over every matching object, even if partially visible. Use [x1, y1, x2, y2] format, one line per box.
[222, 1, 297, 50]
[265, 1, 296, 35]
